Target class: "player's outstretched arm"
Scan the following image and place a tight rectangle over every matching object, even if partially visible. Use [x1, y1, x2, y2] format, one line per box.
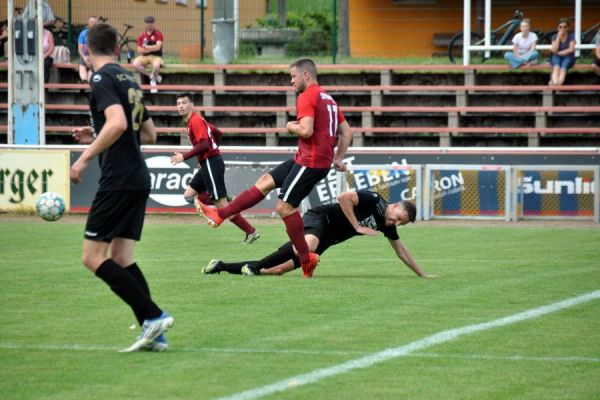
[333, 121, 352, 172]
[388, 238, 439, 278]
[140, 118, 157, 145]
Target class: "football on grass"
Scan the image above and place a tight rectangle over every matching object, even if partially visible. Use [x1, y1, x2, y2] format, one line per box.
[35, 192, 66, 222]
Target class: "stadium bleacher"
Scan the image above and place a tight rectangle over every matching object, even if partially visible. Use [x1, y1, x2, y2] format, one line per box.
[0, 62, 599, 147]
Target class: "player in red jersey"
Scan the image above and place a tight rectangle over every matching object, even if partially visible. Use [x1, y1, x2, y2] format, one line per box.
[196, 58, 353, 277]
[171, 93, 259, 243]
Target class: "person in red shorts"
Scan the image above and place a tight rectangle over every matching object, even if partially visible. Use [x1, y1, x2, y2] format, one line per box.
[196, 58, 353, 278]
[171, 93, 259, 244]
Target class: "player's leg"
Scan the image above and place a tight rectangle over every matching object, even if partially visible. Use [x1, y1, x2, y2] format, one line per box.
[259, 234, 322, 275]
[84, 190, 172, 351]
[84, 238, 163, 329]
[186, 169, 213, 205]
[198, 160, 284, 226]
[203, 259, 261, 275]
[204, 155, 258, 239]
[111, 237, 168, 351]
[277, 163, 329, 275]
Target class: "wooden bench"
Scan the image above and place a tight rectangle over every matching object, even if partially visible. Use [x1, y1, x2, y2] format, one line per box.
[1, 100, 597, 147]
[3, 61, 593, 88]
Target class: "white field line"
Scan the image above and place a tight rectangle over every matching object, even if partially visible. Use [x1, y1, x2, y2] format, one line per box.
[213, 289, 600, 400]
[410, 352, 600, 363]
[0, 343, 598, 365]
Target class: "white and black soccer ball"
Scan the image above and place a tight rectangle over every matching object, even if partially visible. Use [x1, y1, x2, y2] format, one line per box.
[35, 192, 66, 222]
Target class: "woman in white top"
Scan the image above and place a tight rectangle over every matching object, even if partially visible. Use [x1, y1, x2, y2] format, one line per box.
[504, 19, 539, 69]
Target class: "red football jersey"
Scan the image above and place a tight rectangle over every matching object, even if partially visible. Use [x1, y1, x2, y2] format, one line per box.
[187, 112, 221, 162]
[294, 84, 346, 168]
[136, 29, 164, 56]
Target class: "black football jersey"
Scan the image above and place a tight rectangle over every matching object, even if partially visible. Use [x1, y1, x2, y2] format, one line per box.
[89, 63, 150, 191]
[319, 190, 399, 244]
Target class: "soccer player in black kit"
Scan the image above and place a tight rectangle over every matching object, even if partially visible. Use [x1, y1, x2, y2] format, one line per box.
[203, 190, 439, 278]
[70, 23, 173, 352]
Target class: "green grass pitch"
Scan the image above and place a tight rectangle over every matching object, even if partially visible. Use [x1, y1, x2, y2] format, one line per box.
[0, 215, 599, 399]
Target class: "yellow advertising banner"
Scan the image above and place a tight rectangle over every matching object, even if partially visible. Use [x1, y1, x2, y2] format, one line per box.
[0, 150, 70, 212]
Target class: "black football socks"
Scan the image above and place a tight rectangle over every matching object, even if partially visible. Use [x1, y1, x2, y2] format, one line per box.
[96, 259, 162, 324]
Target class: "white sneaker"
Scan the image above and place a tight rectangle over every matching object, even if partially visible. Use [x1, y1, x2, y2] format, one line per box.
[150, 77, 158, 94]
[120, 312, 173, 352]
[243, 231, 260, 244]
[141, 333, 168, 352]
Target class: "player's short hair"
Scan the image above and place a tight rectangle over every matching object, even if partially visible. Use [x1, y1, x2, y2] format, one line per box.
[521, 18, 530, 25]
[290, 58, 317, 79]
[176, 92, 194, 103]
[400, 200, 417, 223]
[87, 23, 117, 56]
[558, 17, 569, 26]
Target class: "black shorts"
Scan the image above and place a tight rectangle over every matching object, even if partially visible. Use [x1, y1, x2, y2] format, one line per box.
[269, 159, 330, 208]
[84, 190, 150, 242]
[302, 209, 335, 255]
[594, 57, 600, 68]
[189, 155, 227, 201]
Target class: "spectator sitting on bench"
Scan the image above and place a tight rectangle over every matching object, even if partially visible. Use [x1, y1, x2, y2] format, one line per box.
[42, 28, 54, 83]
[504, 18, 539, 69]
[549, 18, 576, 86]
[592, 30, 600, 77]
[132, 15, 164, 94]
[77, 16, 99, 83]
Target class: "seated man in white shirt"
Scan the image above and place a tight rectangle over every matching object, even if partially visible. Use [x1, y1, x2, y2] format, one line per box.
[504, 18, 539, 69]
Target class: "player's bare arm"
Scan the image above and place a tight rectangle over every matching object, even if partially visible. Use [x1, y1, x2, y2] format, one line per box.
[333, 120, 352, 172]
[70, 104, 128, 184]
[388, 238, 438, 278]
[140, 118, 157, 145]
[286, 116, 314, 138]
[337, 192, 378, 236]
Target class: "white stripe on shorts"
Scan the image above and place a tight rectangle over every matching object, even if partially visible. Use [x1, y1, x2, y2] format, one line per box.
[282, 166, 306, 202]
[205, 158, 219, 199]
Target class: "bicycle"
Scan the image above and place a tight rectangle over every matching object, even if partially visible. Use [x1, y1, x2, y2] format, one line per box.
[448, 10, 542, 64]
[541, 20, 600, 46]
[98, 16, 137, 63]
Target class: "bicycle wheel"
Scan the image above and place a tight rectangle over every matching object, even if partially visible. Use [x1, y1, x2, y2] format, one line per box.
[118, 39, 138, 63]
[448, 32, 484, 64]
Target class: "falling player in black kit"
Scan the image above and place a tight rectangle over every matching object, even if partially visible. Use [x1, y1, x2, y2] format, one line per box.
[70, 23, 173, 352]
[203, 190, 439, 278]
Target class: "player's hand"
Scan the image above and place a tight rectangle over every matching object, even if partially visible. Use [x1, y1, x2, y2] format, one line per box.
[72, 127, 95, 144]
[333, 159, 347, 172]
[171, 152, 184, 165]
[70, 158, 89, 184]
[355, 226, 378, 236]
